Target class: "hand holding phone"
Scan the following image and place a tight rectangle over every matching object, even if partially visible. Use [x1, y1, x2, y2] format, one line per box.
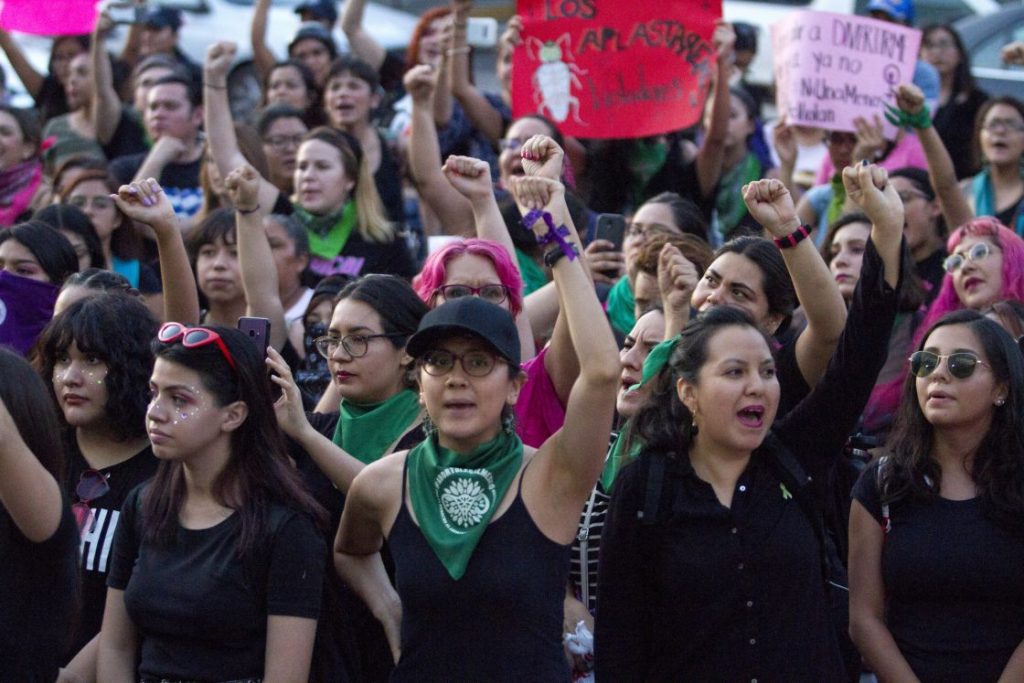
[237, 317, 271, 358]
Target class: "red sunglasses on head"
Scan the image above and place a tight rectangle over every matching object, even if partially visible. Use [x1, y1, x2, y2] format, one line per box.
[72, 468, 110, 533]
[158, 322, 237, 371]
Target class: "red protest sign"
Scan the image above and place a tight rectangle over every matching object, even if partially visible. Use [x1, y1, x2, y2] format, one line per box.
[512, 0, 722, 139]
[0, 0, 99, 35]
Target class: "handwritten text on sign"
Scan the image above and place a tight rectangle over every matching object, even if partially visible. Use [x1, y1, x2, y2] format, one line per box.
[512, 0, 721, 139]
[0, 0, 99, 36]
[771, 11, 921, 137]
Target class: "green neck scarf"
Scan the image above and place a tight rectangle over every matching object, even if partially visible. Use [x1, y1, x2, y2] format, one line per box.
[599, 333, 680, 491]
[629, 138, 669, 207]
[294, 199, 358, 260]
[333, 389, 423, 465]
[714, 152, 762, 239]
[408, 430, 524, 580]
[605, 276, 636, 336]
[600, 430, 643, 492]
[826, 173, 847, 227]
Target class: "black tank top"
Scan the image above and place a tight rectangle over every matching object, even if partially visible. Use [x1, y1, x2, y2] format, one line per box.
[389, 457, 572, 682]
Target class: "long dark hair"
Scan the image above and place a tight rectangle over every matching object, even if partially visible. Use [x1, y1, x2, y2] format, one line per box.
[0, 348, 66, 485]
[36, 294, 157, 441]
[630, 306, 773, 459]
[883, 310, 1024, 533]
[143, 326, 327, 555]
[922, 24, 977, 99]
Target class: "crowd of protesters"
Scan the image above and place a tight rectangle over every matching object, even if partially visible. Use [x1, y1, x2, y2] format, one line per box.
[2, 0, 1024, 680]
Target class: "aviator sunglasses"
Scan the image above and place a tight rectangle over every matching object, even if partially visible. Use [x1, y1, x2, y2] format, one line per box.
[908, 350, 990, 379]
[157, 322, 237, 371]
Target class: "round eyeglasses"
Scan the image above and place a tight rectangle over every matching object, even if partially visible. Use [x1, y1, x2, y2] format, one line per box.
[314, 332, 404, 359]
[943, 241, 997, 274]
[909, 350, 989, 379]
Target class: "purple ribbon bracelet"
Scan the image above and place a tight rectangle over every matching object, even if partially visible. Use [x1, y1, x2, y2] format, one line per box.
[523, 208, 577, 261]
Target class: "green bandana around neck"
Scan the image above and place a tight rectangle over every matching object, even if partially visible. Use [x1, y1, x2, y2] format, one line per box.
[633, 333, 681, 391]
[333, 389, 423, 465]
[515, 247, 547, 296]
[605, 276, 636, 336]
[294, 199, 358, 260]
[408, 429, 524, 580]
[600, 430, 643, 492]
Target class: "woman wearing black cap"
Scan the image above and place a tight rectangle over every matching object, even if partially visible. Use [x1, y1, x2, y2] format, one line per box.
[334, 174, 620, 680]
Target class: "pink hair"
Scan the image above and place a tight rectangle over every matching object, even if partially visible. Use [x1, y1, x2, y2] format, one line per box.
[412, 238, 524, 317]
[867, 217, 1024, 429]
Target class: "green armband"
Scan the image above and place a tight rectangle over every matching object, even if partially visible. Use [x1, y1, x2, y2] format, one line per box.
[884, 103, 932, 130]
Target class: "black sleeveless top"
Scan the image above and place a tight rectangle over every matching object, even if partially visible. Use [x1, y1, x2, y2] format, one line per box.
[389, 458, 571, 682]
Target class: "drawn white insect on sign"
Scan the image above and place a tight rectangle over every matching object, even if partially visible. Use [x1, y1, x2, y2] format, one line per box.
[527, 34, 587, 125]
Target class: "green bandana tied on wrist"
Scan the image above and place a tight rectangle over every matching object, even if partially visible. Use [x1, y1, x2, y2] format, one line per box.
[884, 103, 932, 130]
[408, 429, 524, 580]
[333, 389, 423, 465]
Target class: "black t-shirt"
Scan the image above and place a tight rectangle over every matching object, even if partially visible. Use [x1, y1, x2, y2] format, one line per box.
[107, 485, 326, 680]
[306, 228, 417, 282]
[916, 248, 947, 304]
[63, 441, 158, 658]
[0, 500, 79, 682]
[853, 461, 1024, 683]
[101, 108, 149, 161]
[109, 152, 203, 218]
[934, 89, 988, 180]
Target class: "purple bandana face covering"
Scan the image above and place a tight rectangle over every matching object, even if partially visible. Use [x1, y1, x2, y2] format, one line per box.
[0, 270, 58, 355]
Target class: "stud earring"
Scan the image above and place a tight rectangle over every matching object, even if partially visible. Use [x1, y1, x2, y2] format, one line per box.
[996, 397, 1006, 407]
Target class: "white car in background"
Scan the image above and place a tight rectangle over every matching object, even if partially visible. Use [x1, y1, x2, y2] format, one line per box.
[724, 0, 1009, 90]
[1, 0, 417, 117]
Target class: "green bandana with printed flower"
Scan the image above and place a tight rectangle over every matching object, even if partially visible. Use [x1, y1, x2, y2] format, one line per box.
[407, 429, 523, 580]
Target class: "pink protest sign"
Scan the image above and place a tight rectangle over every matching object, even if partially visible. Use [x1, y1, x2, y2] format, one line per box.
[0, 0, 99, 35]
[771, 11, 921, 138]
[512, 0, 722, 139]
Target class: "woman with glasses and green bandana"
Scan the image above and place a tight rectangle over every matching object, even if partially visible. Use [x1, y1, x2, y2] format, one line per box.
[334, 172, 620, 680]
[850, 310, 1024, 681]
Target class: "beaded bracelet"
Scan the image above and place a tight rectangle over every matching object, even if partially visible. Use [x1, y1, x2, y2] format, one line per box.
[523, 208, 577, 262]
[773, 223, 811, 249]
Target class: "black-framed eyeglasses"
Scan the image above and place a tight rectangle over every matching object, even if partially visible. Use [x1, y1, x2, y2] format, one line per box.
[434, 284, 510, 306]
[943, 241, 997, 273]
[72, 469, 110, 532]
[263, 134, 304, 150]
[419, 349, 506, 377]
[314, 332, 404, 359]
[909, 350, 989, 379]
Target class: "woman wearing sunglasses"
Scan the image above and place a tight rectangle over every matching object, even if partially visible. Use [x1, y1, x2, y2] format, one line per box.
[335, 172, 619, 680]
[97, 323, 327, 682]
[34, 293, 159, 677]
[849, 310, 1024, 681]
[0, 348, 79, 681]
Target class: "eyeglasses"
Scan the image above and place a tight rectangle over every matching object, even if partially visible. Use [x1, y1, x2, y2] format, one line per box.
[263, 134, 304, 150]
[942, 241, 998, 273]
[72, 469, 110, 532]
[897, 189, 928, 203]
[419, 349, 505, 377]
[909, 350, 990, 379]
[68, 195, 115, 212]
[433, 284, 510, 306]
[923, 38, 955, 51]
[498, 137, 526, 152]
[982, 118, 1024, 133]
[314, 332, 403, 359]
[158, 322, 237, 371]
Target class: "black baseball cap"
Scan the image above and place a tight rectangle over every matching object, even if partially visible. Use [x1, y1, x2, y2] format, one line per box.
[295, 0, 338, 24]
[407, 298, 520, 365]
[288, 22, 337, 57]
